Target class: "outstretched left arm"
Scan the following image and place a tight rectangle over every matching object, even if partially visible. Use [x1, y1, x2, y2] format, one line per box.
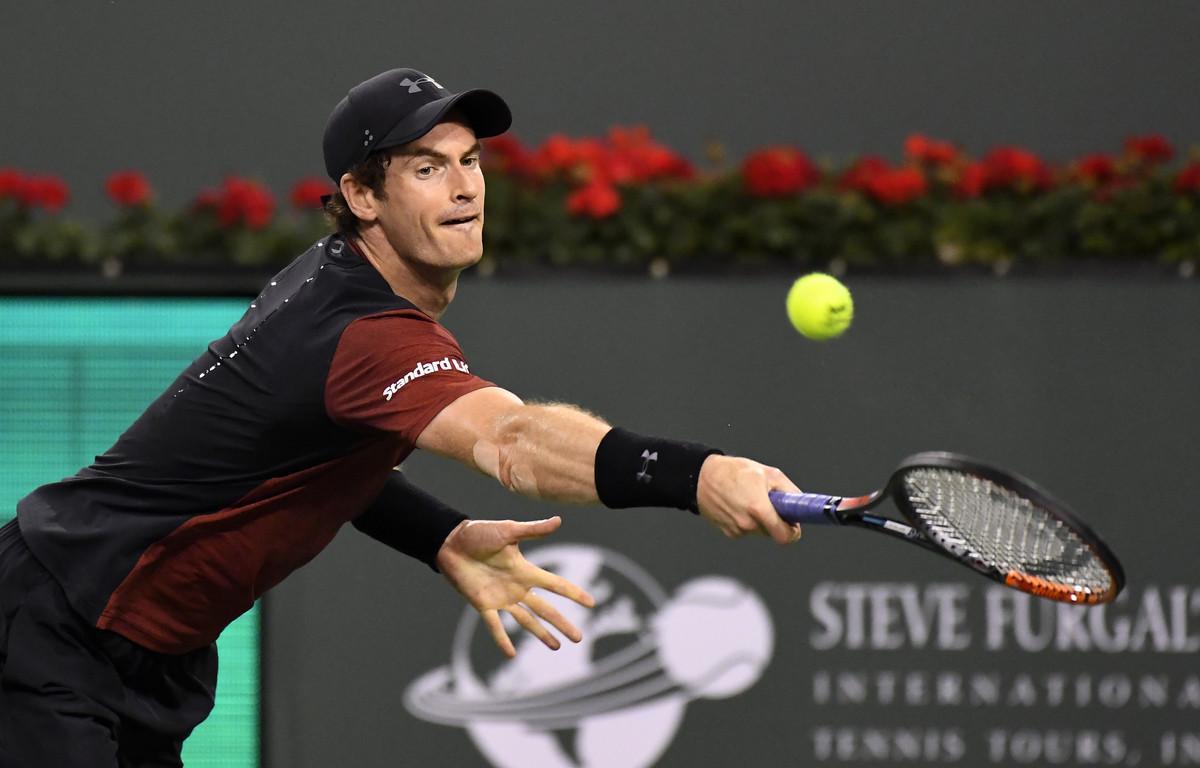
[353, 472, 595, 656]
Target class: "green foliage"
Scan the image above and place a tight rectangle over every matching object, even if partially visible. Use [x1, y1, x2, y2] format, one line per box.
[3, 171, 1200, 276]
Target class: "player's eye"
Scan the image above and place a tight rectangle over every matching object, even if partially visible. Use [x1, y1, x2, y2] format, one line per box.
[462, 156, 479, 168]
[416, 166, 436, 177]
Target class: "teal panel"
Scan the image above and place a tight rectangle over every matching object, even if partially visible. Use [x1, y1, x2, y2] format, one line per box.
[0, 298, 258, 768]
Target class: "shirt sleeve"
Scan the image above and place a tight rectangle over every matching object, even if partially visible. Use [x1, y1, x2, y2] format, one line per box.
[351, 470, 468, 571]
[324, 309, 494, 443]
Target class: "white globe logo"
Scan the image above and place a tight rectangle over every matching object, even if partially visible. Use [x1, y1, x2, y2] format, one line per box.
[404, 544, 774, 768]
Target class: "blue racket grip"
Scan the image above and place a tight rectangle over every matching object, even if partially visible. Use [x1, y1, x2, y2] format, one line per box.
[769, 491, 841, 524]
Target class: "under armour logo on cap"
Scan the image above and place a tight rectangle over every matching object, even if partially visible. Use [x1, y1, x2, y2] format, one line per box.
[322, 67, 512, 182]
[399, 76, 444, 93]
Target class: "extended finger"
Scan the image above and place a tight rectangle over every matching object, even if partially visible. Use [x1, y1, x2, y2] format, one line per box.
[507, 603, 560, 651]
[508, 516, 563, 543]
[532, 568, 596, 608]
[524, 592, 583, 643]
[481, 609, 516, 658]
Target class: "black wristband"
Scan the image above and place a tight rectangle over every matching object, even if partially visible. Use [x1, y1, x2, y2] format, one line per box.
[352, 471, 467, 571]
[594, 427, 723, 513]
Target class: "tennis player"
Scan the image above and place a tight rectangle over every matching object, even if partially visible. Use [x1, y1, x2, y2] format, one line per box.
[0, 67, 801, 767]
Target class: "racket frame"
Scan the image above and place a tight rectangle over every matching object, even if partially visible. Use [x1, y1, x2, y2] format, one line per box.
[774, 451, 1126, 604]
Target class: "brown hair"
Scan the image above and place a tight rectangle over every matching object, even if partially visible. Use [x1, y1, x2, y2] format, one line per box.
[322, 150, 396, 232]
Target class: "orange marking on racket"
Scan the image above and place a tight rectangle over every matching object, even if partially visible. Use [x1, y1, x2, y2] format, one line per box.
[1004, 571, 1112, 605]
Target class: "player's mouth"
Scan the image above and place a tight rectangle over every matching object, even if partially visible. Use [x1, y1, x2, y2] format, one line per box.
[439, 213, 480, 230]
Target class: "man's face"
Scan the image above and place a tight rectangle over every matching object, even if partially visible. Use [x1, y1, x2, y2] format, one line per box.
[373, 119, 485, 272]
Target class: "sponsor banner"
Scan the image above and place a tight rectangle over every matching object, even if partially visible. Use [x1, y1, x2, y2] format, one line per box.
[806, 581, 1200, 766]
[402, 567, 1200, 766]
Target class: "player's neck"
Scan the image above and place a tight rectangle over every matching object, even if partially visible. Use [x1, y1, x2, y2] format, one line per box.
[351, 232, 458, 319]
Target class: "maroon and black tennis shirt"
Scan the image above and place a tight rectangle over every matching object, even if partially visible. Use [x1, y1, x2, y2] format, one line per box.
[16, 234, 492, 654]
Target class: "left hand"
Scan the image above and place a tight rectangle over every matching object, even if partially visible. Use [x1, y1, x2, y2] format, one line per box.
[436, 516, 595, 657]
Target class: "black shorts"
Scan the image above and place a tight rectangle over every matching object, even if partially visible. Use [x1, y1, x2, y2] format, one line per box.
[0, 519, 218, 768]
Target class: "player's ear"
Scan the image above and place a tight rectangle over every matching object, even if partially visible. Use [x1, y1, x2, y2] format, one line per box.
[340, 171, 380, 223]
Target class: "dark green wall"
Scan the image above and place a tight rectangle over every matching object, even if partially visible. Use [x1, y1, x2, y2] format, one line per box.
[3, 2, 1199, 215]
[265, 276, 1200, 768]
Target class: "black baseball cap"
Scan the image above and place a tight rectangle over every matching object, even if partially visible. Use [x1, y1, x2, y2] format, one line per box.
[322, 68, 512, 182]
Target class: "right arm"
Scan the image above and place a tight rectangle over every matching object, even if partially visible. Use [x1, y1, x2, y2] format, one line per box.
[416, 386, 802, 543]
[416, 387, 608, 502]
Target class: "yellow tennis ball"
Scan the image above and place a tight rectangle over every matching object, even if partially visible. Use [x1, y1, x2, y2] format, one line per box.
[786, 273, 854, 340]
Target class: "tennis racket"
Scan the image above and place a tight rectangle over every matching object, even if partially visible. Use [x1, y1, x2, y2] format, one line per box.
[769, 451, 1125, 604]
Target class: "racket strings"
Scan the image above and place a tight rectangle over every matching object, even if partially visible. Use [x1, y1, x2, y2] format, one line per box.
[900, 468, 1113, 600]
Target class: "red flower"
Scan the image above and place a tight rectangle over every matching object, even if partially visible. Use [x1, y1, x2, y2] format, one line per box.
[106, 170, 152, 207]
[218, 177, 275, 230]
[483, 135, 532, 175]
[629, 142, 693, 181]
[193, 187, 221, 211]
[17, 175, 70, 212]
[1072, 154, 1117, 185]
[523, 128, 692, 186]
[571, 139, 609, 175]
[533, 134, 581, 174]
[1125, 135, 1173, 164]
[1174, 162, 1200, 194]
[904, 134, 959, 167]
[566, 180, 621, 218]
[839, 155, 891, 192]
[0, 168, 26, 200]
[863, 166, 928, 206]
[526, 135, 597, 180]
[290, 177, 332, 211]
[1092, 176, 1139, 203]
[953, 162, 987, 199]
[979, 147, 1055, 192]
[591, 148, 638, 185]
[608, 125, 652, 151]
[742, 147, 821, 198]
[605, 126, 693, 182]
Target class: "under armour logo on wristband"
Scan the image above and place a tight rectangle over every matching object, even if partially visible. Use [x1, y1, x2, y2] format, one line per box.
[636, 450, 658, 484]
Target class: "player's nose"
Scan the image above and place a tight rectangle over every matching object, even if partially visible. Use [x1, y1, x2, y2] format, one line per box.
[451, 167, 481, 202]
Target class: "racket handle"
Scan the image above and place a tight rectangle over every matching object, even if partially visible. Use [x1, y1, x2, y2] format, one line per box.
[769, 492, 841, 524]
